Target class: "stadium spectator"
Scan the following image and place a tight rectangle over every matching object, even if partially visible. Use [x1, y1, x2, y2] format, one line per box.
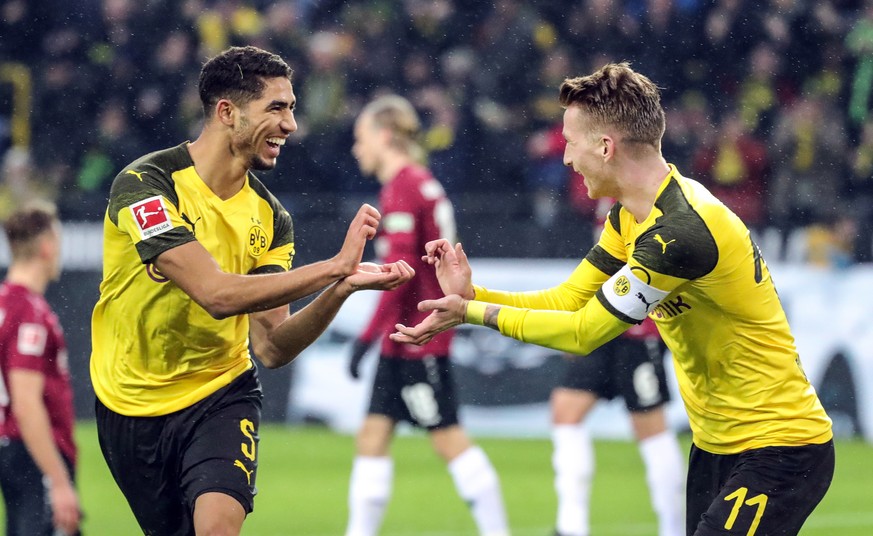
[1, 0, 871, 256]
[0, 147, 56, 222]
[768, 89, 849, 245]
[551, 318, 684, 536]
[691, 110, 770, 231]
[89, 46, 413, 536]
[846, 0, 873, 128]
[0, 200, 81, 536]
[392, 63, 835, 536]
[345, 94, 509, 536]
[849, 117, 873, 261]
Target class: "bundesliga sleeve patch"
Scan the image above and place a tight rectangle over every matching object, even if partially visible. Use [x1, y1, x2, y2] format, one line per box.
[17, 323, 48, 356]
[602, 265, 669, 322]
[129, 195, 173, 240]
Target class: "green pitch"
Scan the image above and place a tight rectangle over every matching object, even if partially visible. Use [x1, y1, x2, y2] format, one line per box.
[6, 422, 871, 535]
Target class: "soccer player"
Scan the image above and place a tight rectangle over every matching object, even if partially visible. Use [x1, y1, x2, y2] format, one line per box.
[90, 46, 413, 536]
[344, 95, 509, 536]
[392, 63, 834, 536]
[0, 201, 81, 536]
[552, 319, 684, 536]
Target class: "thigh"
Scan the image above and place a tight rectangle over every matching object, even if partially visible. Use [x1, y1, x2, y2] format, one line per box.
[0, 440, 52, 536]
[367, 356, 406, 422]
[96, 397, 192, 536]
[558, 346, 612, 398]
[612, 337, 671, 411]
[399, 356, 459, 430]
[690, 441, 835, 536]
[180, 389, 262, 516]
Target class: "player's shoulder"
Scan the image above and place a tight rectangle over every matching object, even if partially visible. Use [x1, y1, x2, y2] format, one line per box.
[247, 174, 293, 234]
[633, 174, 721, 279]
[116, 142, 191, 186]
[0, 283, 43, 321]
[393, 164, 445, 202]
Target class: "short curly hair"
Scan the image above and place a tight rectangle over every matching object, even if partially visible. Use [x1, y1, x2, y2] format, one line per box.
[198, 46, 293, 114]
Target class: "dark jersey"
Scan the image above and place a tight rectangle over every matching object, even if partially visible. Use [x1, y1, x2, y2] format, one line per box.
[0, 282, 76, 463]
[360, 164, 456, 358]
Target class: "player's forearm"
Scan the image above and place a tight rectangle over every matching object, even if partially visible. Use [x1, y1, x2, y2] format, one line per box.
[466, 296, 629, 355]
[472, 260, 606, 311]
[201, 259, 349, 319]
[260, 281, 351, 367]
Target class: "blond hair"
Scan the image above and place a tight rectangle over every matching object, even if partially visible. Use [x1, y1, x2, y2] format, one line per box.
[361, 94, 426, 163]
[559, 62, 665, 148]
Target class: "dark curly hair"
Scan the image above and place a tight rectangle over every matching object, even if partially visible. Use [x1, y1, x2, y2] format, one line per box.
[198, 46, 293, 115]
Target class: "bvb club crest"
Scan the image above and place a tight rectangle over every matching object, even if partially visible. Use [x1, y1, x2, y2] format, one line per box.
[248, 225, 268, 257]
[613, 275, 631, 296]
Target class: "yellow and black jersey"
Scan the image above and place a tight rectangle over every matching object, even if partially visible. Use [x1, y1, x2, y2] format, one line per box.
[90, 142, 295, 417]
[468, 165, 831, 454]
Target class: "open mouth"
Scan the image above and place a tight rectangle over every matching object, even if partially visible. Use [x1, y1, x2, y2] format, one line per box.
[265, 136, 286, 158]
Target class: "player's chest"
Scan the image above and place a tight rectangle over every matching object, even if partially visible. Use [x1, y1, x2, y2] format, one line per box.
[175, 194, 274, 271]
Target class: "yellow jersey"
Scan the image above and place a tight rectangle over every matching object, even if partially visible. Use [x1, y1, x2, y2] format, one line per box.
[90, 143, 295, 416]
[469, 165, 832, 454]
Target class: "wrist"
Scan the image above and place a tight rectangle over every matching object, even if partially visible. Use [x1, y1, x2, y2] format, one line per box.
[334, 278, 355, 299]
[465, 300, 487, 325]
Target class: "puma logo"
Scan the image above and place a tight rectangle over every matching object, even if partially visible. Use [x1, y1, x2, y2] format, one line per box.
[636, 292, 656, 312]
[125, 169, 146, 181]
[181, 213, 201, 236]
[234, 459, 254, 485]
[654, 234, 676, 254]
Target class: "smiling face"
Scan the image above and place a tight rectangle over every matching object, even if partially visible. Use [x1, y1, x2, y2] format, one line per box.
[562, 105, 616, 199]
[230, 77, 297, 171]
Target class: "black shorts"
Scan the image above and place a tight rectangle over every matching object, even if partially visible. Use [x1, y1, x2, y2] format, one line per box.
[368, 355, 459, 430]
[95, 367, 262, 536]
[0, 438, 79, 536]
[559, 336, 670, 411]
[687, 439, 835, 536]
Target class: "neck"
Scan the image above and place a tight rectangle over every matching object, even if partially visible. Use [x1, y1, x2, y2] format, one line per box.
[377, 151, 413, 185]
[6, 262, 49, 295]
[614, 154, 671, 223]
[187, 127, 249, 199]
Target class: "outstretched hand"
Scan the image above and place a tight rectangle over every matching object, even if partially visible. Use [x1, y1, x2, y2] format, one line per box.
[336, 204, 382, 276]
[342, 260, 415, 293]
[389, 294, 467, 346]
[422, 239, 474, 299]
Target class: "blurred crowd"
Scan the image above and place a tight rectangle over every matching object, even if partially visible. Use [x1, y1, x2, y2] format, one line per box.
[2, 0, 873, 263]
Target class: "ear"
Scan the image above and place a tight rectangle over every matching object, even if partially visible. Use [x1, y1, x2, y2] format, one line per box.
[37, 233, 54, 261]
[601, 135, 615, 161]
[215, 99, 236, 127]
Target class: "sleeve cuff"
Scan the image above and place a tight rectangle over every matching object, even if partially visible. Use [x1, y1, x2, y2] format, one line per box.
[472, 284, 485, 299]
[465, 301, 488, 326]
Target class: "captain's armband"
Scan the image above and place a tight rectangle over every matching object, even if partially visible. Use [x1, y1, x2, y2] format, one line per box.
[601, 265, 670, 322]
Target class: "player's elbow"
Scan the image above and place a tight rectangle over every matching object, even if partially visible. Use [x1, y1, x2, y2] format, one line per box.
[258, 354, 296, 369]
[201, 300, 236, 320]
[198, 288, 247, 320]
[254, 344, 299, 369]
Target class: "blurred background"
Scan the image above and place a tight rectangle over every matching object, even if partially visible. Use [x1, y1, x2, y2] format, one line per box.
[1, 0, 872, 431]
[3, 0, 873, 533]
